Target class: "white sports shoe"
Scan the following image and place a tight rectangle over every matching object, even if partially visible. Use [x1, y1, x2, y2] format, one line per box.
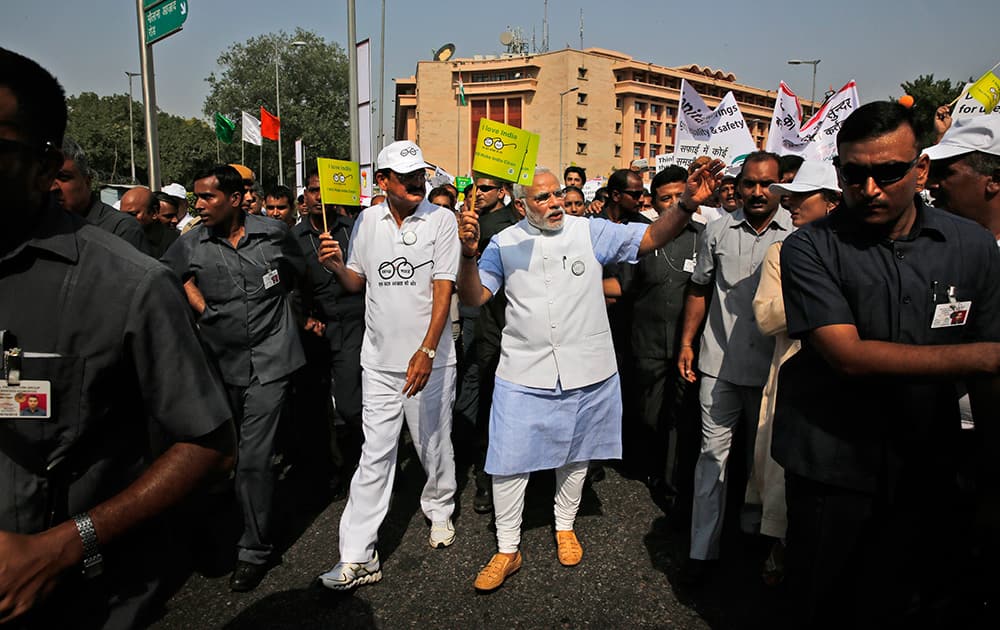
[318, 551, 382, 590]
[429, 519, 456, 548]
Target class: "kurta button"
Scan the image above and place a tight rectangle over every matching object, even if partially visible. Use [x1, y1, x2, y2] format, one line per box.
[543, 255, 549, 260]
[551, 323, 556, 328]
[902, 295, 911, 304]
[896, 250, 904, 259]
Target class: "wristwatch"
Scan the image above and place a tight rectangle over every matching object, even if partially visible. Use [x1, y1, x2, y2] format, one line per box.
[676, 197, 696, 214]
[72, 513, 104, 578]
[419, 346, 436, 359]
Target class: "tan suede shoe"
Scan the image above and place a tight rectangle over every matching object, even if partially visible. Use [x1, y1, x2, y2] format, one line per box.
[474, 551, 522, 592]
[555, 530, 583, 566]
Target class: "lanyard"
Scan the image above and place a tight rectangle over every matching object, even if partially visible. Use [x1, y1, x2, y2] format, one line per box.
[215, 237, 270, 295]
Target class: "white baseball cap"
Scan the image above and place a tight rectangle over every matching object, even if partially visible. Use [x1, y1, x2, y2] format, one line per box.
[923, 115, 1000, 161]
[162, 183, 187, 198]
[769, 160, 841, 195]
[377, 140, 430, 173]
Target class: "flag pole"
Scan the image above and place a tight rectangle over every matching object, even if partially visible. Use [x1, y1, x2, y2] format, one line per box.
[242, 139, 245, 165]
[320, 160, 329, 234]
[216, 137, 220, 162]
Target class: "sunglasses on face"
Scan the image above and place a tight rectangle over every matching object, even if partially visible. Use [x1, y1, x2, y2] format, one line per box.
[392, 170, 426, 185]
[619, 189, 645, 200]
[833, 156, 919, 187]
[476, 184, 500, 193]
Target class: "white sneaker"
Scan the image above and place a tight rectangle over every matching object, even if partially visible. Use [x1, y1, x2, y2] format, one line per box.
[429, 519, 456, 548]
[318, 551, 382, 590]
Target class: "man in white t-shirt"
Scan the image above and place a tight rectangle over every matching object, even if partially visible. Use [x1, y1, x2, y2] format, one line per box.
[314, 140, 461, 590]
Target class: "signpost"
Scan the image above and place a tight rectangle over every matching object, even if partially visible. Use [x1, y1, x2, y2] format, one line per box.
[144, 0, 188, 45]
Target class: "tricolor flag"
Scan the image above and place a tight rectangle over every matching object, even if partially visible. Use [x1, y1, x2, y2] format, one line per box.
[458, 73, 467, 106]
[241, 111, 262, 146]
[214, 112, 236, 144]
[260, 107, 280, 141]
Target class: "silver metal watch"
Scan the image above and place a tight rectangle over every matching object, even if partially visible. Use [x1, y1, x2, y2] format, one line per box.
[419, 346, 436, 359]
[72, 513, 104, 578]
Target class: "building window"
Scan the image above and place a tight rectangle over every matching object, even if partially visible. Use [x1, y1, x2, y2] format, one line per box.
[615, 97, 623, 110]
[666, 107, 676, 118]
[470, 69, 530, 83]
[576, 142, 587, 155]
[650, 144, 661, 156]
[577, 92, 588, 105]
[635, 101, 646, 116]
[576, 117, 587, 130]
[634, 121, 643, 135]
[615, 122, 622, 134]
[578, 67, 588, 80]
[633, 144, 644, 159]
[614, 144, 621, 157]
[650, 103, 661, 117]
[650, 121, 660, 141]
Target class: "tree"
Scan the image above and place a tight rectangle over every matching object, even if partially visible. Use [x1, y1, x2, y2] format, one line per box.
[203, 28, 351, 189]
[66, 92, 217, 187]
[898, 74, 964, 148]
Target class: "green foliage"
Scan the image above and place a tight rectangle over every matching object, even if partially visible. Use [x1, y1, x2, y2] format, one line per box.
[66, 92, 216, 187]
[203, 28, 350, 188]
[898, 74, 964, 147]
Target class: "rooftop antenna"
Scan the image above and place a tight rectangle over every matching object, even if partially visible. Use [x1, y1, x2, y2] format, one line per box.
[540, 0, 549, 53]
[579, 8, 584, 50]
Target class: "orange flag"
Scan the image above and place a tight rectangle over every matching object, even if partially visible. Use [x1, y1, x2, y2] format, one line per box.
[260, 107, 280, 141]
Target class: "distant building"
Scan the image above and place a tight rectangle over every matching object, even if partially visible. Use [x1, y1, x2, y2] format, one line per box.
[394, 47, 811, 181]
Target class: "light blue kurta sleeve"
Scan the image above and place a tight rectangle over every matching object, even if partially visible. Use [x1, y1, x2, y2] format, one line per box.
[588, 218, 648, 266]
[477, 235, 504, 296]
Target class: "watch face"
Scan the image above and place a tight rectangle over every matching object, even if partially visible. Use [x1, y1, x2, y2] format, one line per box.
[427, 349, 436, 358]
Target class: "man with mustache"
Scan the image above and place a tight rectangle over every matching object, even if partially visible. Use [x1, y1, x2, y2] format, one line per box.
[456, 163, 723, 591]
[676, 151, 792, 584]
[774, 102, 1000, 626]
[315, 141, 460, 591]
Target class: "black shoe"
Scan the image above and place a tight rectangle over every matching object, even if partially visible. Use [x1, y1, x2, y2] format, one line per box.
[230, 560, 269, 592]
[678, 558, 714, 586]
[646, 476, 678, 512]
[585, 463, 606, 484]
[473, 485, 493, 514]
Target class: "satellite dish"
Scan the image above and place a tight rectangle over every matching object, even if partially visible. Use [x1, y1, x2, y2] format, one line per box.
[433, 43, 456, 62]
[499, 31, 515, 46]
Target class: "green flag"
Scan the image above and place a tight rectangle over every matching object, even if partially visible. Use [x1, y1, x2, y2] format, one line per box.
[214, 112, 236, 144]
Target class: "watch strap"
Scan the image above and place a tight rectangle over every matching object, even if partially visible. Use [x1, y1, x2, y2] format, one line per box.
[72, 513, 104, 578]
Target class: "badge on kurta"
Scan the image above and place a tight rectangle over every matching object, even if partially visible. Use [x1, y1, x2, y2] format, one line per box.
[571, 260, 586, 276]
[402, 231, 417, 245]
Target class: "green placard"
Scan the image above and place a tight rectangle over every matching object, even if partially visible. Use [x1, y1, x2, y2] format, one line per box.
[471, 119, 539, 186]
[145, 0, 188, 45]
[454, 176, 472, 191]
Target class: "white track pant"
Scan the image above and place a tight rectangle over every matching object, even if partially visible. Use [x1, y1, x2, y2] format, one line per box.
[338, 366, 457, 562]
[492, 461, 589, 554]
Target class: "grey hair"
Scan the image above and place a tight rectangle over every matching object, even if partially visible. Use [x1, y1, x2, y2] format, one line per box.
[512, 166, 554, 201]
[61, 136, 91, 178]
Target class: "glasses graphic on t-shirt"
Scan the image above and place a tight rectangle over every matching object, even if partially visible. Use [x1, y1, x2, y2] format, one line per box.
[378, 257, 433, 280]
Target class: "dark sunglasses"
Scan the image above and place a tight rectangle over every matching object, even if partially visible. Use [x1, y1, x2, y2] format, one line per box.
[619, 189, 645, 200]
[392, 170, 426, 185]
[833, 156, 919, 187]
[476, 184, 500, 193]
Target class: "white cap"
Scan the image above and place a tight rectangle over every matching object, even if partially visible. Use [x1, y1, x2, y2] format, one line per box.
[377, 140, 430, 173]
[769, 160, 841, 195]
[923, 115, 1000, 161]
[162, 183, 187, 198]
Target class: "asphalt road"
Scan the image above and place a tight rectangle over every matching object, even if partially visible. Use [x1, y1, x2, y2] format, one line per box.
[151, 446, 783, 629]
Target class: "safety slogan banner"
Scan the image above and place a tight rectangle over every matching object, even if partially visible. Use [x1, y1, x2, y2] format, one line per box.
[764, 81, 860, 162]
[765, 82, 806, 155]
[316, 158, 360, 206]
[471, 118, 540, 185]
[676, 79, 756, 172]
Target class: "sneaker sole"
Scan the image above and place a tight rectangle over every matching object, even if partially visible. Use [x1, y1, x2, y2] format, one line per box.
[320, 570, 383, 591]
[429, 535, 456, 549]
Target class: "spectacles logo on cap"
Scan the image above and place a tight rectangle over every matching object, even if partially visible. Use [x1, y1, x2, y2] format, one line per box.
[399, 147, 419, 157]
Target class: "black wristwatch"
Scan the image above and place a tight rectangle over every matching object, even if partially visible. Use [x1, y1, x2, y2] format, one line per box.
[676, 198, 696, 214]
[72, 513, 104, 578]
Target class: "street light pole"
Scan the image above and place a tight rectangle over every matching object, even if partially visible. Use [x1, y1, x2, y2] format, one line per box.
[559, 86, 579, 176]
[787, 59, 821, 119]
[274, 43, 284, 185]
[125, 71, 140, 184]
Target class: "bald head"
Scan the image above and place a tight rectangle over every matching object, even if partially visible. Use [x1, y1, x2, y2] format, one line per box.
[120, 186, 158, 226]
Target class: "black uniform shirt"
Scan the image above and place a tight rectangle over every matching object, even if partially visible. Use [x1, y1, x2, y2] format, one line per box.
[144, 220, 179, 259]
[621, 220, 703, 359]
[83, 195, 151, 255]
[773, 200, 1000, 494]
[476, 203, 521, 352]
[291, 215, 364, 321]
[161, 213, 307, 387]
[0, 205, 231, 534]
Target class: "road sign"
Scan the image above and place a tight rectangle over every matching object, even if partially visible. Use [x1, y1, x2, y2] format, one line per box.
[145, 0, 187, 45]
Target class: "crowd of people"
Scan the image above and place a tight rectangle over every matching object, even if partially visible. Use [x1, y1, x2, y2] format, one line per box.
[2, 45, 1000, 629]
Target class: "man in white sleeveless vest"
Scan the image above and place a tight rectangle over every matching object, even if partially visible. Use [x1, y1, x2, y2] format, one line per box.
[456, 164, 724, 591]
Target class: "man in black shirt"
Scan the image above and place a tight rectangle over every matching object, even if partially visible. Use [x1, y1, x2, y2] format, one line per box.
[120, 185, 178, 258]
[775, 101, 1000, 626]
[51, 137, 150, 254]
[162, 165, 306, 592]
[0, 48, 233, 629]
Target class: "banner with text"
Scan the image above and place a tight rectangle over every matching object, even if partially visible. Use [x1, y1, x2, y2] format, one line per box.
[676, 79, 756, 172]
[796, 81, 860, 162]
[316, 158, 360, 206]
[471, 118, 540, 185]
[952, 82, 1000, 120]
[765, 81, 806, 155]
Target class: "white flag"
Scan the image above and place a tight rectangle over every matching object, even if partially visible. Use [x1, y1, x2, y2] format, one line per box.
[241, 111, 262, 146]
[765, 82, 807, 155]
[675, 79, 757, 172]
[798, 81, 860, 162]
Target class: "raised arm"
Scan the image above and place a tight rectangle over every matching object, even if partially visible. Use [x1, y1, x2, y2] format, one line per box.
[638, 159, 724, 256]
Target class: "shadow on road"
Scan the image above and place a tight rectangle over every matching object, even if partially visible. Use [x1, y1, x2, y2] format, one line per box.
[222, 584, 376, 630]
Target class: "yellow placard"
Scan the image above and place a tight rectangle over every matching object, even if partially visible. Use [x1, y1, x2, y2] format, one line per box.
[969, 70, 1000, 113]
[471, 119, 540, 186]
[316, 158, 360, 206]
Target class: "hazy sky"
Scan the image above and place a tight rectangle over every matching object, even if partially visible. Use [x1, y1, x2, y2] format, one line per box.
[3, 0, 997, 134]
